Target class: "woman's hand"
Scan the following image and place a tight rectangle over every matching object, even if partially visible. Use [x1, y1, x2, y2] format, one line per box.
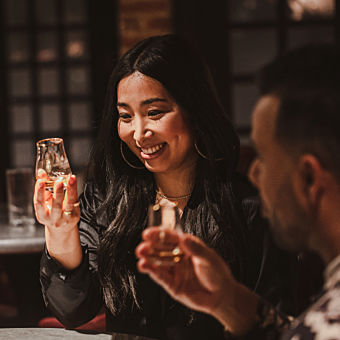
[34, 170, 80, 232]
[34, 170, 83, 270]
[136, 228, 259, 335]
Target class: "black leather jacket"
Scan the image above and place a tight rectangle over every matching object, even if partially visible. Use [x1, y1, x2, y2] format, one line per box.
[40, 178, 297, 340]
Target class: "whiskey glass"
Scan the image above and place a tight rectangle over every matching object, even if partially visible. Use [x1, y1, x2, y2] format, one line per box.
[35, 138, 72, 193]
[148, 203, 183, 264]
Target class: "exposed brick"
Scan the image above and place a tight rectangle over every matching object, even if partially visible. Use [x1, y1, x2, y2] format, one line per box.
[146, 17, 171, 30]
[118, 0, 173, 56]
[120, 17, 141, 31]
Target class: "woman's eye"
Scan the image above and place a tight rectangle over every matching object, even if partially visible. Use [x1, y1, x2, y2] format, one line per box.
[119, 113, 131, 120]
[148, 110, 163, 117]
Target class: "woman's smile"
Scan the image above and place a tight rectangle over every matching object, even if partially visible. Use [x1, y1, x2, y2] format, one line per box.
[140, 142, 167, 159]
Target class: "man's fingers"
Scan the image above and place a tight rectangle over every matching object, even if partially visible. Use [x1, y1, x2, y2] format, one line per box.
[180, 234, 218, 264]
[137, 258, 174, 290]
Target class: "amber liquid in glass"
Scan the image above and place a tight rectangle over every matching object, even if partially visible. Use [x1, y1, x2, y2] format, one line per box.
[148, 203, 184, 264]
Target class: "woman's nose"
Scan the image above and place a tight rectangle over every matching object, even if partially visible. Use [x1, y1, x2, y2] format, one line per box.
[133, 119, 152, 143]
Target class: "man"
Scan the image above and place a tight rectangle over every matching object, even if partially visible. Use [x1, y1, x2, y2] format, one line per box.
[136, 44, 340, 339]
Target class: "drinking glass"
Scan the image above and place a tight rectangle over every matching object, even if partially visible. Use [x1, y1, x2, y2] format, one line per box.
[148, 203, 183, 264]
[35, 138, 72, 192]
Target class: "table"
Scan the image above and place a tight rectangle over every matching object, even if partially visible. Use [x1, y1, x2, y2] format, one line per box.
[0, 223, 45, 254]
[0, 328, 157, 340]
[0, 206, 45, 255]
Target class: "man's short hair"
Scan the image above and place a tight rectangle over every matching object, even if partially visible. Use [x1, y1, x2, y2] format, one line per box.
[258, 44, 339, 179]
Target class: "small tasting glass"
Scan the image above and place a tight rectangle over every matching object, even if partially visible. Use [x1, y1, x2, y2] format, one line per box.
[35, 138, 72, 192]
[148, 203, 183, 264]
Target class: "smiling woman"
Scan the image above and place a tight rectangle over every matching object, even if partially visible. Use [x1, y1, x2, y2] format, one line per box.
[36, 34, 297, 339]
[117, 71, 196, 181]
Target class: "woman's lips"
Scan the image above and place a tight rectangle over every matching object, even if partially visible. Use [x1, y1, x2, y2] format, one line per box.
[140, 142, 167, 159]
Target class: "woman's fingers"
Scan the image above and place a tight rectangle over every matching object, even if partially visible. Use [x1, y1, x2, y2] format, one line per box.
[64, 175, 79, 210]
[34, 180, 49, 222]
[63, 176, 80, 221]
[49, 180, 65, 220]
[36, 168, 48, 179]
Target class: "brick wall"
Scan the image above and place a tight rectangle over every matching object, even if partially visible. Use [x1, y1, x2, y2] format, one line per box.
[118, 0, 173, 55]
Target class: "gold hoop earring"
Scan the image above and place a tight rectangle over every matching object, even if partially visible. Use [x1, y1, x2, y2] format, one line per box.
[120, 141, 144, 169]
[194, 142, 224, 162]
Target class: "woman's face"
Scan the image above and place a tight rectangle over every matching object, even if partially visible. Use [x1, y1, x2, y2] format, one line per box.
[117, 71, 197, 174]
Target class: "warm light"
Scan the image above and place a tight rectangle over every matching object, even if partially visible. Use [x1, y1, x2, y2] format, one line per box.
[288, 0, 334, 20]
[66, 41, 85, 58]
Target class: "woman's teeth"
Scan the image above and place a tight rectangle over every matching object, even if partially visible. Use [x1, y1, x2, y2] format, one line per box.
[141, 143, 165, 155]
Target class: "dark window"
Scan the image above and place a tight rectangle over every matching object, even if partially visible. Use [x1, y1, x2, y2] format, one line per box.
[0, 0, 117, 201]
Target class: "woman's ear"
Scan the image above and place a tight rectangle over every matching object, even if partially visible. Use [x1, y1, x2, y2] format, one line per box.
[294, 154, 325, 210]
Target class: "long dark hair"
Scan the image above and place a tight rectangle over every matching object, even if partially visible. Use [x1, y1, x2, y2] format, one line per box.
[87, 34, 247, 315]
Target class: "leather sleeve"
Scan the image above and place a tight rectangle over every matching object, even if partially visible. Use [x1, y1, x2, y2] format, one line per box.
[39, 182, 105, 328]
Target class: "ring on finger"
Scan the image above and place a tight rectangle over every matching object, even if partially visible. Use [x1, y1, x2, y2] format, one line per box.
[63, 201, 80, 216]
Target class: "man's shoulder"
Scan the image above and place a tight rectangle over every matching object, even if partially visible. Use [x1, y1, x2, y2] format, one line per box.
[281, 285, 340, 339]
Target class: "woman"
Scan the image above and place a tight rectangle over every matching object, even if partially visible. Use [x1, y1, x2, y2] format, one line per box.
[35, 35, 296, 339]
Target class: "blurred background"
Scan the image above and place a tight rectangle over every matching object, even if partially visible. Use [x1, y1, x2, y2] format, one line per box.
[0, 0, 337, 327]
[0, 0, 337, 202]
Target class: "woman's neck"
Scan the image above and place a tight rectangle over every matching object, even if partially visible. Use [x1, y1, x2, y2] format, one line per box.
[154, 167, 195, 211]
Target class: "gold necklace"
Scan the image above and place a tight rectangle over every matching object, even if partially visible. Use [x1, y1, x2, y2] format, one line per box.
[156, 190, 191, 201]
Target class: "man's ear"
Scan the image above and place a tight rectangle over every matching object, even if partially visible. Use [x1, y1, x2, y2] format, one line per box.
[294, 154, 325, 210]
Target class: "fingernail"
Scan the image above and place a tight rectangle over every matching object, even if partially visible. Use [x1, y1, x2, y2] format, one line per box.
[38, 181, 44, 189]
[69, 175, 76, 185]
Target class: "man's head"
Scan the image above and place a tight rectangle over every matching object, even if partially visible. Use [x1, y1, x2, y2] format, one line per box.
[249, 44, 339, 257]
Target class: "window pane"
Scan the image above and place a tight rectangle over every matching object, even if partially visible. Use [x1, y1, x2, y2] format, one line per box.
[11, 139, 35, 168]
[231, 29, 276, 74]
[233, 83, 258, 127]
[9, 104, 33, 133]
[9, 69, 31, 97]
[40, 104, 61, 132]
[64, 0, 86, 24]
[230, 0, 277, 23]
[38, 68, 59, 96]
[7, 32, 30, 63]
[4, 0, 28, 25]
[37, 32, 59, 62]
[69, 102, 92, 131]
[65, 31, 88, 59]
[288, 26, 335, 50]
[67, 67, 90, 95]
[288, 0, 334, 21]
[69, 137, 91, 168]
[35, 0, 57, 25]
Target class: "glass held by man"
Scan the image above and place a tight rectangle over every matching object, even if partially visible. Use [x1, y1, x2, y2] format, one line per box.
[147, 202, 183, 264]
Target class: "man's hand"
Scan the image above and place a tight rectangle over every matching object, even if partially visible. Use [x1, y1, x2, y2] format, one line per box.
[136, 228, 259, 335]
